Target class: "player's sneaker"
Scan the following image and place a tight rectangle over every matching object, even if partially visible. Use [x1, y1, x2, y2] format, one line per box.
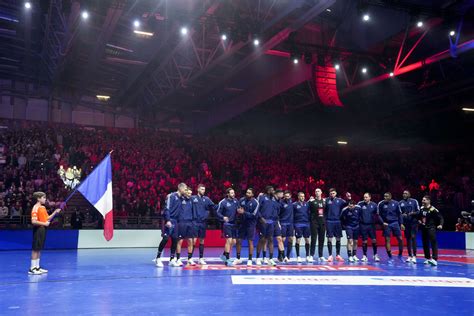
[405, 256, 412, 263]
[263, 258, 269, 265]
[327, 255, 334, 262]
[306, 256, 314, 263]
[268, 259, 277, 266]
[154, 258, 164, 268]
[429, 259, 438, 266]
[187, 259, 196, 266]
[283, 257, 289, 263]
[424, 259, 431, 265]
[198, 258, 207, 265]
[233, 259, 242, 265]
[169, 259, 180, 267]
[335, 255, 345, 262]
[37, 267, 48, 273]
[361, 255, 368, 262]
[411, 256, 417, 264]
[374, 254, 380, 262]
[220, 255, 227, 263]
[319, 256, 327, 262]
[28, 267, 42, 275]
[225, 259, 234, 267]
[247, 260, 253, 266]
[256, 258, 262, 266]
[296, 256, 302, 263]
[177, 258, 183, 266]
[353, 255, 360, 262]
[348, 256, 355, 262]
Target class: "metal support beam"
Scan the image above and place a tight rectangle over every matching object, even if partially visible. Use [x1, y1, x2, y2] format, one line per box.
[190, 62, 313, 132]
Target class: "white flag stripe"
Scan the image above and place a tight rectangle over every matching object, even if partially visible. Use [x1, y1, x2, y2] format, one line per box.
[93, 181, 113, 217]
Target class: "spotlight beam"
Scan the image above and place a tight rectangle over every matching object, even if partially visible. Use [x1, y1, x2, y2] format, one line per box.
[342, 38, 474, 94]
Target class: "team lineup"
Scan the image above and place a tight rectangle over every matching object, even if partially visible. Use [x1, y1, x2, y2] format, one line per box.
[152, 184, 444, 268]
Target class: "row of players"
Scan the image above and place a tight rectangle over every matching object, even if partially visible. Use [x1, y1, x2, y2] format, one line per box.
[153, 184, 444, 267]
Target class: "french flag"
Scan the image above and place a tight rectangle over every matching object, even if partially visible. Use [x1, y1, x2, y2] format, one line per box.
[77, 154, 114, 241]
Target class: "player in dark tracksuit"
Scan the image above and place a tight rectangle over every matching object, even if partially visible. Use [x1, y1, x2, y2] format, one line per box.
[154, 183, 188, 268]
[256, 186, 279, 266]
[279, 190, 294, 262]
[308, 188, 326, 261]
[190, 184, 215, 265]
[340, 200, 361, 262]
[177, 188, 195, 266]
[418, 195, 444, 266]
[293, 192, 311, 263]
[324, 188, 347, 262]
[399, 190, 420, 263]
[358, 193, 380, 262]
[378, 192, 404, 261]
[216, 188, 241, 266]
[236, 188, 259, 266]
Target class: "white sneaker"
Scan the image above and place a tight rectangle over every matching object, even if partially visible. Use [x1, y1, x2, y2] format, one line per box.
[187, 259, 196, 266]
[429, 259, 438, 266]
[283, 257, 289, 263]
[307, 256, 314, 263]
[37, 267, 48, 273]
[319, 256, 327, 262]
[256, 258, 262, 266]
[374, 254, 380, 262]
[233, 259, 242, 265]
[247, 259, 253, 266]
[268, 259, 277, 266]
[327, 255, 334, 262]
[154, 258, 164, 268]
[411, 256, 417, 264]
[198, 258, 207, 265]
[263, 258, 269, 265]
[28, 268, 42, 275]
[177, 259, 183, 266]
[424, 259, 431, 265]
[296, 256, 302, 263]
[169, 259, 180, 267]
[361, 255, 368, 262]
[353, 255, 360, 262]
[349, 256, 355, 262]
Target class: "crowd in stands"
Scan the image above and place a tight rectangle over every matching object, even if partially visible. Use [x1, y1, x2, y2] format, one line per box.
[0, 120, 473, 231]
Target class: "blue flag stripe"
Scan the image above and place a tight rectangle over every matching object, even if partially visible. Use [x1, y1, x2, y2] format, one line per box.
[77, 155, 112, 205]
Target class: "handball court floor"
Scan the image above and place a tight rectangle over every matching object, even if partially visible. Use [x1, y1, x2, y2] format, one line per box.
[1, 247, 473, 315]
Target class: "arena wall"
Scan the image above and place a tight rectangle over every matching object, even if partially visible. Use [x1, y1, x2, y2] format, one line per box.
[0, 230, 471, 250]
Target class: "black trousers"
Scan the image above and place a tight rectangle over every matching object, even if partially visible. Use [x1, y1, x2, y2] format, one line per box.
[421, 227, 438, 260]
[310, 218, 325, 257]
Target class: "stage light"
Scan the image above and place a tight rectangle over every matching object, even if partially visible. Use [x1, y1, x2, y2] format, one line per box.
[334, 64, 340, 70]
[133, 30, 154, 37]
[221, 34, 227, 41]
[417, 21, 423, 28]
[133, 20, 140, 28]
[253, 39, 260, 46]
[96, 95, 110, 101]
[361, 67, 367, 74]
[363, 14, 370, 22]
[24, 2, 31, 9]
[180, 27, 188, 36]
[81, 11, 89, 20]
[389, 72, 394, 77]
[293, 58, 299, 64]
[326, 8, 331, 12]
[462, 107, 474, 112]
[337, 141, 348, 145]
[449, 30, 455, 37]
